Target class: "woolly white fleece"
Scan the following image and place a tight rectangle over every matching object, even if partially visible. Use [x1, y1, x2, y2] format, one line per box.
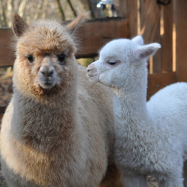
[86, 36, 187, 187]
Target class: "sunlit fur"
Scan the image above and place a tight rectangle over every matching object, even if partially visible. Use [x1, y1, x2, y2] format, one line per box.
[87, 36, 187, 187]
[0, 14, 124, 187]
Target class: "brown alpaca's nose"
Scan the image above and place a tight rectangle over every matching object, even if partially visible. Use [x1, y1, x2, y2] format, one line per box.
[40, 66, 55, 77]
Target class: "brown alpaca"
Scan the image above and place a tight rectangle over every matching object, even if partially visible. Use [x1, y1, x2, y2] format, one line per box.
[0, 13, 124, 187]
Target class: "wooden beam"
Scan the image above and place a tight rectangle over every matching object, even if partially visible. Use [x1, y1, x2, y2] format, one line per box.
[142, 1, 161, 44]
[0, 18, 130, 66]
[118, 0, 129, 17]
[161, 1, 173, 72]
[128, 0, 137, 37]
[140, 0, 150, 30]
[153, 6, 162, 73]
[77, 17, 130, 57]
[0, 28, 15, 66]
[77, 17, 130, 58]
[174, 0, 187, 82]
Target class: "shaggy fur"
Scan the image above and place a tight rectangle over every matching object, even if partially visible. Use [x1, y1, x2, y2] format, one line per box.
[0, 13, 124, 187]
[86, 35, 187, 187]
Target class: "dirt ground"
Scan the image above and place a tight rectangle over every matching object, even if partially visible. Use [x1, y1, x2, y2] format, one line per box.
[0, 165, 7, 187]
[0, 174, 157, 187]
[0, 74, 13, 106]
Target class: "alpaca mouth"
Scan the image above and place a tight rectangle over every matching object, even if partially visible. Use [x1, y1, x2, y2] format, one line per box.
[86, 64, 99, 82]
[39, 81, 56, 89]
[38, 74, 57, 89]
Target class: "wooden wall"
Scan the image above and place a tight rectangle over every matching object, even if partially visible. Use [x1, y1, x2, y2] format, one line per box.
[1, 0, 187, 120]
[174, 0, 187, 82]
[119, 0, 173, 74]
[0, 17, 130, 66]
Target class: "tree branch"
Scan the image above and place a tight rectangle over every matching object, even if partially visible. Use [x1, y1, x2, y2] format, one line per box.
[67, 0, 77, 17]
[55, 0, 65, 21]
[86, 0, 95, 19]
[0, 0, 8, 26]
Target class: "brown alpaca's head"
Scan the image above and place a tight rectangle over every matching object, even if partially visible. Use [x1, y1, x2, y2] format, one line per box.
[12, 13, 84, 98]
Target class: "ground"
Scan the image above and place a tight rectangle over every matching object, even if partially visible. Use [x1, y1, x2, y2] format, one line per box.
[0, 70, 13, 106]
[0, 168, 7, 187]
[0, 174, 157, 187]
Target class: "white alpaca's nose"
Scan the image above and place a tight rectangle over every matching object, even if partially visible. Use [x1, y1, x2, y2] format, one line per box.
[86, 64, 97, 73]
[86, 64, 99, 82]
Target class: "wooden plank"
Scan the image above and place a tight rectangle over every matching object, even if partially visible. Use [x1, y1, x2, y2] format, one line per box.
[161, 1, 173, 72]
[140, 0, 150, 30]
[174, 0, 187, 82]
[118, 0, 129, 17]
[128, 0, 137, 37]
[77, 17, 130, 58]
[0, 28, 15, 66]
[0, 18, 130, 66]
[153, 7, 162, 73]
[142, 1, 161, 44]
[147, 71, 177, 100]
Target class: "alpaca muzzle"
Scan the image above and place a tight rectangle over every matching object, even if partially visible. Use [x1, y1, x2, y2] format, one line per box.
[86, 64, 99, 82]
[38, 65, 57, 89]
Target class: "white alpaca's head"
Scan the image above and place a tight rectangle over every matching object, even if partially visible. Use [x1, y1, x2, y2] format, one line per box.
[86, 36, 161, 89]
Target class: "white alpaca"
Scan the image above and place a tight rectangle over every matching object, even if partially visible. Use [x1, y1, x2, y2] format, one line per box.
[86, 35, 187, 187]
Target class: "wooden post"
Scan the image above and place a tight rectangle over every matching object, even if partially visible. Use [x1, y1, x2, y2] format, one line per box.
[140, 0, 150, 30]
[128, 0, 138, 37]
[118, 0, 137, 37]
[0, 28, 15, 66]
[142, 1, 160, 44]
[153, 18, 161, 73]
[118, 0, 129, 17]
[174, 0, 187, 82]
[161, 1, 173, 73]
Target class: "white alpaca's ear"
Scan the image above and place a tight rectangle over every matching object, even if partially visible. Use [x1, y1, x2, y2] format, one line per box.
[134, 43, 161, 60]
[132, 35, 144, 46]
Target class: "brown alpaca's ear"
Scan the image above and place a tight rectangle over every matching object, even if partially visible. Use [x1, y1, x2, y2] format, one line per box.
[12, 13, 28, 37]
[66, 14, 85, 34]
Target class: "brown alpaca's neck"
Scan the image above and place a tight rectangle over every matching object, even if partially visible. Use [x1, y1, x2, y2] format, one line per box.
[13, 88, 79, 153]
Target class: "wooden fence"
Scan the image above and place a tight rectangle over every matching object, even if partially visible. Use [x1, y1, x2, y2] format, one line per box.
[1, 0, 187, 120]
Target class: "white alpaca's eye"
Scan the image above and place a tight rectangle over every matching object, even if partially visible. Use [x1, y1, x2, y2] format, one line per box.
[107, 61, 116, 65]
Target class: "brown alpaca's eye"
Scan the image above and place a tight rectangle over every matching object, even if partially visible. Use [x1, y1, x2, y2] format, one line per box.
[27, 55, 34, 63]
[57, 53, 66, 65]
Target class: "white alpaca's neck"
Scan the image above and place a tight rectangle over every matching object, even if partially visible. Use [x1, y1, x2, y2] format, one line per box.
[112, 63, 151, 139]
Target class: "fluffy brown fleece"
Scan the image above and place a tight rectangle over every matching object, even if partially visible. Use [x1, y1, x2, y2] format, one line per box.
[0, 13, 124, 187]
